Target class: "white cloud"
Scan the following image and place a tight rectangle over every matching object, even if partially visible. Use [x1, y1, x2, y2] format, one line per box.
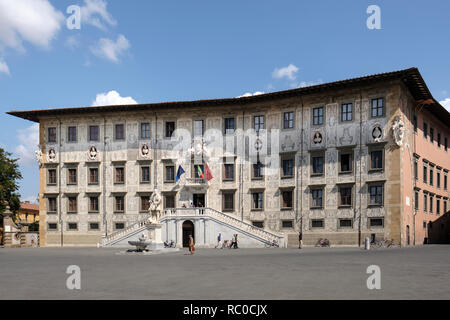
[81, 0, 117, 30]
[291, 79, 323, 88]
[14, 123, 39, 167]
[92, 90, 137, 106]
[91, 34, 130, 63]
[272, 64, 299, 81]
[0, 0, 64, 51]
[236, 91, 265, 98]
[440, 98, 450, 112]
[0, 59, 10, 75]
[65, 35, 80, 50]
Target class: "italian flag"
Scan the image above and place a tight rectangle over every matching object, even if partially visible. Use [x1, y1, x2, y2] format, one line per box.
[197, 165, 204, 178]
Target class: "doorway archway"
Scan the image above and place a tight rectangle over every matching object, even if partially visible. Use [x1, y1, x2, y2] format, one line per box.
[182, 220, 194, 247]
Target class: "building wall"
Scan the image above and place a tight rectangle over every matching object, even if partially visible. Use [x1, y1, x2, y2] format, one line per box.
[37, 80, 416, 247]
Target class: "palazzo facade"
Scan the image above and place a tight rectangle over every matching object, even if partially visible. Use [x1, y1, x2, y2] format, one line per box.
[8, 67, 450, 247]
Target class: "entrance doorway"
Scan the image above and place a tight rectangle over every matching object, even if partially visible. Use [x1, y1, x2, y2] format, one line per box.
[193, 194, 205, 208]
[182, 220, 194, 247]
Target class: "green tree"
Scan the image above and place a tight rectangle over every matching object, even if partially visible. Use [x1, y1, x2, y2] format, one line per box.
[0, 147, 22, 216]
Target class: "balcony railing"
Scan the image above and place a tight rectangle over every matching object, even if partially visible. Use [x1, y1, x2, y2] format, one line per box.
[185, 177, 208, 186]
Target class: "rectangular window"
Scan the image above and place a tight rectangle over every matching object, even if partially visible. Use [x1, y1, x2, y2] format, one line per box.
[48, 127, 57, 143]
[414, 161, 418, 180]
[165, 165, 175, 182]
[429, 196, 433, 213]
[444, 200, 447, 213]
[165, 122, 175, 138]
[369, 185, 383, 206]
[164, 194, 175, 209]
[423, 122, 428, 139]
[369, 218, 384, 228]
[311, 219, 324, 228]
[89, 168, 99, 184]
[89, 197, 99, 212]
[437, 172, 441, 188]
[223, 193, 234, 211]
[313, 107, 324, 125]
[252, 192, 263, 210]
[341, 103, 353, 121]
[437, 133, 441, 148]
[68, 223, 78, 231]
[423, 165, 427, 183]
[339, 186, 352, 207]
[413, 115, 417, 133]
[370, 150, 383, 170]
[340, 153, 352, 173]
[141, 166, 150, 183]
[224, 118, 235, 134]
[48, 198, 57, 213]
[283, 112, 294, 129]
[414, 191, 419, 210]
[68, 126, 77, 142]
[68, 168, 77, 185]
[430, 127, 434, 143]
[115, 167, 125, 184]
[141, 196, 150, 211]
[252, 162, 263, 179]
[115, 196, 125, 212]
[339, 219, 353, 228]
[68, 197, 77, 213]
[89, 125, 99, 141]
[282, 220, 293, 228]
[252, 221, 264, 228]
[437, 199, 440, 215]
[141, 123, 150, 139]
[311, 189, 323, 208]
[445, 175, 448, 190]
[48, 223, 58, 230]
[423, 221, 427, 229]
[281, 191, 293, 209]
[371, 98, 384, 117]
[48, 169, 57, 185]
[430, 168, 434, 186]
[115, 124, 125, 140]
[115, 223, 125, 230]
[424, 194, 428, 212]
[223, 163, 234, 180]
[312, 156, 324, 175]
[282, 159, 294, 177]
[194, 120, 204, 137]
[89, 222, 99, 230]
[254, 115, 265, 132]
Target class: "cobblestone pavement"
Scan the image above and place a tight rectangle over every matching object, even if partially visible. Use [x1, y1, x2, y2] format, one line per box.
[1, 245, 449, 299]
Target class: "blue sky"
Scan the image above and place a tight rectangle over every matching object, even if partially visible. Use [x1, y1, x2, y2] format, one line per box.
[0, 0, 449, 203]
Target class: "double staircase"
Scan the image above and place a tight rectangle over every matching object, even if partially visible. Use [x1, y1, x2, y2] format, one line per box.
[101, 208, 285, 247]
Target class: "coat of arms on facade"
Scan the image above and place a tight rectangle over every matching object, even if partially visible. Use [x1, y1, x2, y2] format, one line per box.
[140, 143, 150, 158]
[47, 148, 56, 162]
[254, 138, 263, 152]
[281, 135, 295, 151]
[392, 115, 405, 147]
[339, 127, 353, 145]
[313, 131, 323, 145]
[88, 146, 98, 160]
[372, 126, 383, 142]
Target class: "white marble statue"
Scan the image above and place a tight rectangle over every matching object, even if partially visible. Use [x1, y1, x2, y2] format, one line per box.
[148, 190, 162, 223]
[35, 149, 43, 167]
[392, 115, 405, 147]
[88, 146, 98, 160]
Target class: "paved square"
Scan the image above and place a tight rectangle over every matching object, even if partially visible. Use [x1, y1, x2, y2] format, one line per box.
[1, 245, 449, 299]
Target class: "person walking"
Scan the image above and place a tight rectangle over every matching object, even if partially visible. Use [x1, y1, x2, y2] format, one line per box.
[298, 232, 303, 249]
[234, 234, 239, 249]
[188, 235, 195, 255]
[215, 233, 222, 248]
